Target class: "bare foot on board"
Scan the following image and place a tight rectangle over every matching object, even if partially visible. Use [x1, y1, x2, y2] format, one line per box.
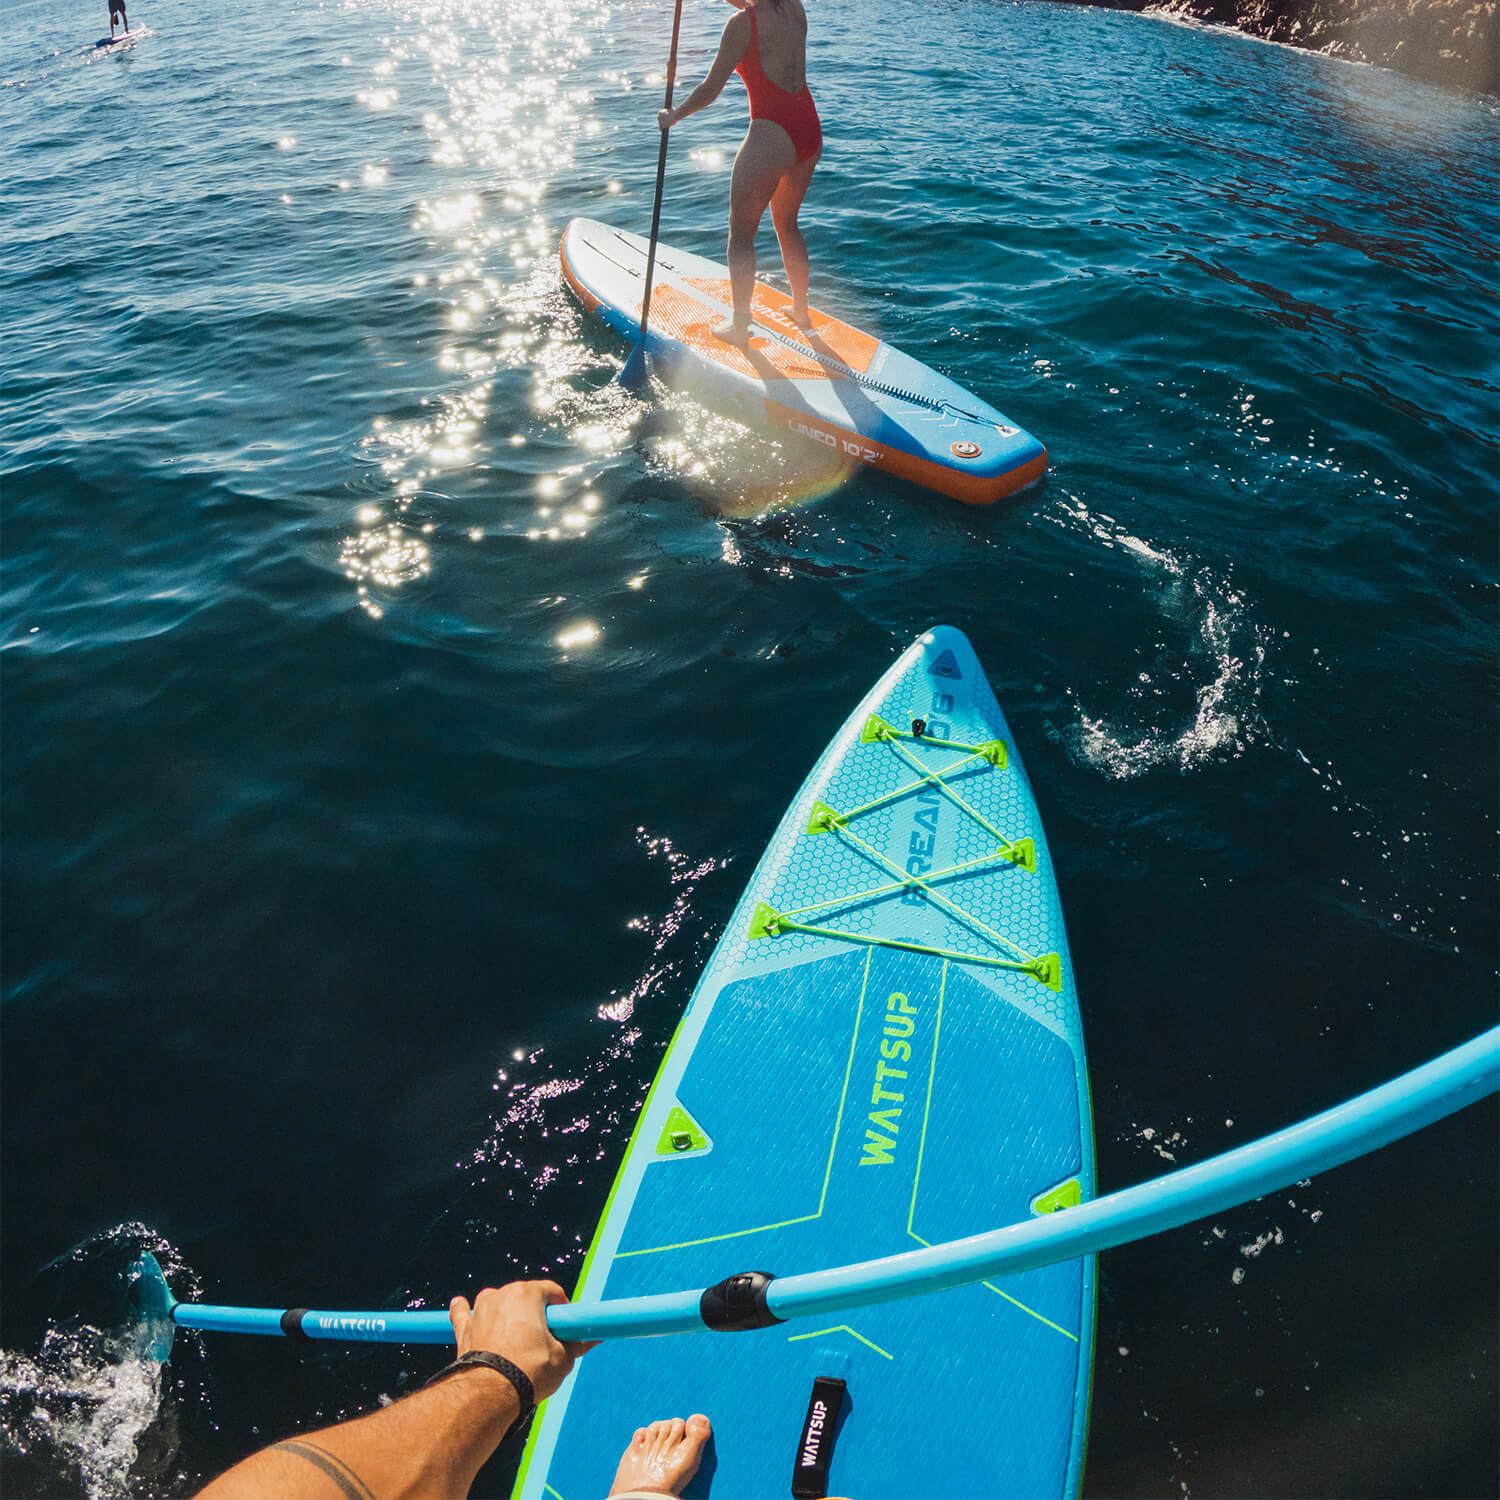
[711, 318, 752, 347]
[608, 1414, 712, 1496]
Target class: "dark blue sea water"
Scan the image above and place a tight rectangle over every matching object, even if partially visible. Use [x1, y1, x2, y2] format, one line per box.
[2, 0, 1496, 1494]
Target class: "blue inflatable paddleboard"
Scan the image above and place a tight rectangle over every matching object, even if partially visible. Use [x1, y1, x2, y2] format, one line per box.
[515, 626, 1094, 1498]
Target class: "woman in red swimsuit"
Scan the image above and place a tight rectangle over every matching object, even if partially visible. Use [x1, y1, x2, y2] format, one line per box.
[658, 0, 822, 345]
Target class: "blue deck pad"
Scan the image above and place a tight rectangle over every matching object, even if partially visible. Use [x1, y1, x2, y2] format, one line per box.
[517, 629, 1093, 1499]
[536, 958, 1087, 1498]
[611, 954, 1081, 1281]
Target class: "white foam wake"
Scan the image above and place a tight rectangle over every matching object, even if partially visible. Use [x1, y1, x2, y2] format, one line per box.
[0, 1224, 191, 1498]
[0, 1333, 164, 1499]
[1052, 495, 1270, 779]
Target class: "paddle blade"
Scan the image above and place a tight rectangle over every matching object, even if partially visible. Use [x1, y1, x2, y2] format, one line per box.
[127, 1253, 177, 1363]
[618, 342, 650, 391]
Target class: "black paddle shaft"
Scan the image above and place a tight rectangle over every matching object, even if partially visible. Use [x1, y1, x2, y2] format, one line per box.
[638, 0, 686, 344]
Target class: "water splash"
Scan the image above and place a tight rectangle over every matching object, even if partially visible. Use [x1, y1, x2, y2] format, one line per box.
[0, 1332, 167, 1500]
[0, 1225, 195, 1500]
[1051, 495, 1271, 778]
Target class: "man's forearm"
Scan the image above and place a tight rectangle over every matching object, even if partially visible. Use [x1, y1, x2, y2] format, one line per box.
[197, 1365, 521, 1500]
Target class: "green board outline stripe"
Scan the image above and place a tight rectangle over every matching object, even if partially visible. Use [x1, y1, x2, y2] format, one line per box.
[903, 960, 1078, 1346]
[905, 960, 948, 1240]
[614, 949, 874, 1259]
[513, 1000, 705, 1494]
[786, 1324, 894, 1360]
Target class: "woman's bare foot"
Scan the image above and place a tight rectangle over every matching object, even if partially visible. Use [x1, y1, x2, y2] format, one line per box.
[787, 302, 815, 329]
[608, 1414, 711, 1496]
[711, 317, 752, 347]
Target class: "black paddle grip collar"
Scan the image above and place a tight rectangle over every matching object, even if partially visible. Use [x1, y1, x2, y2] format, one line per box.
[699, 1271, 782, 1331]
[280, 1308, 312, 1340]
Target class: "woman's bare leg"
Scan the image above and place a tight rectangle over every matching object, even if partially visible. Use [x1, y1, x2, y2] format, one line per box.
[719, 121, 797, 344]
[770, 149, 820, 327]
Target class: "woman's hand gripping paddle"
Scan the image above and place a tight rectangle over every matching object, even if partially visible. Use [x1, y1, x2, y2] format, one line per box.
[619, 0, 687, 390]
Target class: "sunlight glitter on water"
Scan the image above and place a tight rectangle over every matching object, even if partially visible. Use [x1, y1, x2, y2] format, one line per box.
[338, 0, 632, 603]
[464, 830, 731, 1236]
[338, 0, 851, 611]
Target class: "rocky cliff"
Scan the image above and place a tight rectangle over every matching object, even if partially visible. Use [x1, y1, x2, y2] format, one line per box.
[1075, 0, 1498, 94]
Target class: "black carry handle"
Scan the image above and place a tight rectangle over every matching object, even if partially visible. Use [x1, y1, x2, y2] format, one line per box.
[791, 1375, 847, 1499]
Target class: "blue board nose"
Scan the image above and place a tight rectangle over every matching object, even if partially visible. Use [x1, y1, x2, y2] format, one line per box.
[515, 627, 1093, 1499]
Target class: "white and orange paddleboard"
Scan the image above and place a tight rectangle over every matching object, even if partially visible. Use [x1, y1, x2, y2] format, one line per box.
[560, 218, 1047, 505]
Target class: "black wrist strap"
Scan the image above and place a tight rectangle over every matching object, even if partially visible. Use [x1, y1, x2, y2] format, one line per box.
[424, 1351, 536, 1437]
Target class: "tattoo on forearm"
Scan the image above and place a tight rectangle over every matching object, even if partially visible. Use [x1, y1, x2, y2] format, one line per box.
[269, 1440, 378, 1500]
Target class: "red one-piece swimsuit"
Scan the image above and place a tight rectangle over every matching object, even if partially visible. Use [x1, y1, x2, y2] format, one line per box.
[735, 7, 822, 162]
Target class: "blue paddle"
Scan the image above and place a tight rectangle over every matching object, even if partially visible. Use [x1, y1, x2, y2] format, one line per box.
[619, 0, 687, 389]
[127, 1025, 1498, 1353]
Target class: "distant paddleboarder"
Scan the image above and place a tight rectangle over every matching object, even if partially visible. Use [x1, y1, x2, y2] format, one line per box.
[108, 0, 130, 36]
[658, 0, 822, 346]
